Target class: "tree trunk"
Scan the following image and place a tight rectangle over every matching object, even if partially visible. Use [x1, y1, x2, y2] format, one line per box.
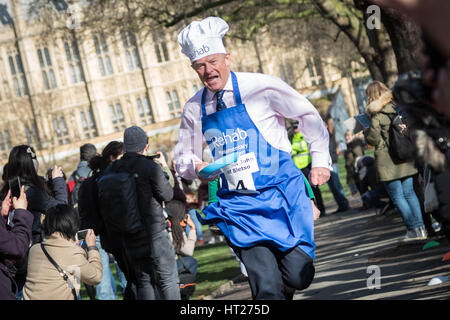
[380, 8, 423, 74]
[354, 0, 398, 86]
[252, 37, 264, 73]
[314, 0, 397, 86]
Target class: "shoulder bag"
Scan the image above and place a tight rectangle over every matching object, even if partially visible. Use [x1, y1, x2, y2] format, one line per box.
[40, 243, 78, 300]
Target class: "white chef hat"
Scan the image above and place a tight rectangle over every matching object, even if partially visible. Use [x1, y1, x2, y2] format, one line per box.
[178, 16, 229, 62]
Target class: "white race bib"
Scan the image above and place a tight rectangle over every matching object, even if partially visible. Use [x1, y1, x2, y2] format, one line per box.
[222, 152, 260, 194]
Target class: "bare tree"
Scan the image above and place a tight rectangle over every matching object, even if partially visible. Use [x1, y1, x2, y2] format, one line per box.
[27, 0, 422, 85]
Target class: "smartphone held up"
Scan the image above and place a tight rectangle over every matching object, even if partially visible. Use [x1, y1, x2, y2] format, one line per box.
[8, 177, 21, 199]
[75, 229, 89, 241]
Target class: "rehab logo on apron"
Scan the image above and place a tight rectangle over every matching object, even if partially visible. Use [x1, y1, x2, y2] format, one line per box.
[200, 71, 315, 257]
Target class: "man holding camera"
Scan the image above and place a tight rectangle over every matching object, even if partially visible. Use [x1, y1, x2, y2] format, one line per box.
[100, 126, 179, 300]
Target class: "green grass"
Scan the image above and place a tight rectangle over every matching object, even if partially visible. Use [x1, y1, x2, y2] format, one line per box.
[191, 242, 241, 299]
[79, 262, 124, 300]
[318, 154, 350, 203]
[79, 244, 241, 300]
[318, 149, 374, 203]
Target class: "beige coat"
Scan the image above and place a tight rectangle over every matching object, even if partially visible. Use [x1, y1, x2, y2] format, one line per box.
[22, 233, 102, 300]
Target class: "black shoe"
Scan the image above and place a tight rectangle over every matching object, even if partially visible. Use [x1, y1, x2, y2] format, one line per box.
[283, 284, 296, 300]
[376, 203, 390, 216]
[331, 207, 350, 214]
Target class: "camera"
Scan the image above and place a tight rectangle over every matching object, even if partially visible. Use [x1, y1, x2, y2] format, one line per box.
[76, 229, 89, 241]
[46, 168, 53, 181]
[392, 70, 431, 108]
[45, 168, 67, 195]
[393, 35, 446, 110]
[393, 71, 450, 152]
[146, 153, 161, 160]
[46, 168, 67, 181]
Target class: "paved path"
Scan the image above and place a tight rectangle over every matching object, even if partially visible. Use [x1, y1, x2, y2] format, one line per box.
[209, 199, 450, 300]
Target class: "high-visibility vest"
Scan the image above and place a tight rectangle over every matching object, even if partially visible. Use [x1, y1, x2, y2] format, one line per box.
[291, 132, 311, 169]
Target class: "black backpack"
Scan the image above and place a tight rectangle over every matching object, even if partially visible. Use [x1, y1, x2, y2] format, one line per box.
[97, 162, 145, 235]
[69, 171, 87, 209]
[77, 172, 105, 236]
[387, 113, 416, 164]
[178, 256, 196, 300]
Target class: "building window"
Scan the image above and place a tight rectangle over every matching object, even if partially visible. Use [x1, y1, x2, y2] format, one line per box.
[279, 63, 295, 87]
[24, 123, 38, 146]
[93, 34, 114, 76]
[172, 90, 181, 110]
[121, 31, 141, 71]
[80, 109, 98, 139]
[65, 41, 84, 84]
[166, 90, 182, 119]
[8, 54, 28, 97]
[279, 65, 287, 83]
[53, 116, 71, 145]
[37, 47, 57, 90]
[306, 57, 324, 86]
[109, 103, 125, 132]
[0, 129, 12, 159]
[153, 30, 169, 63]
[136, 96, 154, 126]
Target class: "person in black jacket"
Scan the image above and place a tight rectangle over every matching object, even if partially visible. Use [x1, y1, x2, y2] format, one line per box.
[103, 126, 179, 300]
[0, 145, 68, 296]
[83, 141, 133, 300]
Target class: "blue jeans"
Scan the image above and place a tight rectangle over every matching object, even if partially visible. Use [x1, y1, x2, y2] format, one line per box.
[95, 236, 118, 300]
[114, 260, 127, 294]
[186, 209, 203, 241]
[134, 230, 180, 300]
[384, 177, 424, 230]
[176, 256, 198, 276]
[328, 163, 350, 210]
[361, 189, 385, 208]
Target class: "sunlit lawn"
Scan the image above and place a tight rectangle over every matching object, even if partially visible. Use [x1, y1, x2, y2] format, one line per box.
[319, 150, 373, 204]
[319, 154, 350, 203]
[191, 241, 241, 299]
[80, 262, 124, 300]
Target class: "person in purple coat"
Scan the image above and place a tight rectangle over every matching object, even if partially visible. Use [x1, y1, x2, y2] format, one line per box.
[0, 186, 32, 300]
[0, 145, 67, 297]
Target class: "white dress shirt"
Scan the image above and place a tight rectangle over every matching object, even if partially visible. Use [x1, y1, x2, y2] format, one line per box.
[174, 72, 331, 180]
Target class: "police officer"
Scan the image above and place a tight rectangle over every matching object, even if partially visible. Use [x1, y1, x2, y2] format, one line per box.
[291, 123, 327, 217]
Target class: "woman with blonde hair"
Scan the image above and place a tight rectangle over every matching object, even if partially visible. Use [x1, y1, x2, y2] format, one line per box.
[365, 81, 426, 241]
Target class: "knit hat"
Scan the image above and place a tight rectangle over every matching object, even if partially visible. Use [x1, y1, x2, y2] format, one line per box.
[80, 143, 97, 161]
[123, 126, 148, 153]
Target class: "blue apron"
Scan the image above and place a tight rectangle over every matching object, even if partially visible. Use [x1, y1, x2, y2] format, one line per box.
[201, 72, 315, 258]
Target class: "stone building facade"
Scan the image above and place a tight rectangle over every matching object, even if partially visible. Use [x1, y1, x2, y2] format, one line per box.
[0, 0, 369, 167]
